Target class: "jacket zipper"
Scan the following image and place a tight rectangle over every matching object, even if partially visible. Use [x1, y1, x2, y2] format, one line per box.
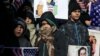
[75, 23, 80, 45]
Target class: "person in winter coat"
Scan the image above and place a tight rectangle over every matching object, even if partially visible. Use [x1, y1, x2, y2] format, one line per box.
[40, 11, 58, 27]
[11, 17, 32, 47]
[76, 0, 91, 27]
[36, 11, 57, 56]
[23, 11, 37, 47]
[54, 1, 90, 56]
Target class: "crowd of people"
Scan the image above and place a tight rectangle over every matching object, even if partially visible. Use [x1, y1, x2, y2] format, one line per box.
[0, 0, 99, 56]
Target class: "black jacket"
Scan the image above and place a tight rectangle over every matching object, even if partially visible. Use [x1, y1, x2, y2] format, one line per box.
[9, 18, 32, 47]
[18, 36, 32, 47]
[54, 19, 90, 56]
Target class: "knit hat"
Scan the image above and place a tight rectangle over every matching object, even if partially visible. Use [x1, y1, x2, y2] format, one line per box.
[26, 11, 33, 19]
[68, 0, 81, 15]
[12, 17, 27, 34]
[40, 11, 57, 27]
[40, 18, 56, 27]
[25, 11, 36, 24]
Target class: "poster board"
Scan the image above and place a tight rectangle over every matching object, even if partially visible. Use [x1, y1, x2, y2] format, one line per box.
[88, 29, 100, 56]
[68, 45, 91, 56]
[34, 0, 69, 19]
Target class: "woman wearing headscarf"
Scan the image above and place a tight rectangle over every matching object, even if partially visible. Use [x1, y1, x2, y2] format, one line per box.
[36, 11, 57, 56]
[10, 17, 32, 47]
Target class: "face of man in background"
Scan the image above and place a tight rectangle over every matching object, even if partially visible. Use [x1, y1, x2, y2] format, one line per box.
[78, 2, 86, 9]
[76, 0, 89, 12]
[80, 49, 86, 56]
[91, 0, 97, 3]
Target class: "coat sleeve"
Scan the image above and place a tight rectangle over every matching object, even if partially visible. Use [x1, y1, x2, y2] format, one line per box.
[54, 26, 67, 56]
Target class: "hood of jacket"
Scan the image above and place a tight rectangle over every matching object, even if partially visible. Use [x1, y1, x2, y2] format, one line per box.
[12, 17, 27, 37]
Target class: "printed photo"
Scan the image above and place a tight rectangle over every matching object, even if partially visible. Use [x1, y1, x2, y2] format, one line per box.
[68, 45, 91, 56]
[88, 29, 100, 56]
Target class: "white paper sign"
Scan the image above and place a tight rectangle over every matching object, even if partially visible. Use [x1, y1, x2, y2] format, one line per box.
[34, 0, 68, 19]
[68, 45, 91, 56]
[88, 29, 100, 56]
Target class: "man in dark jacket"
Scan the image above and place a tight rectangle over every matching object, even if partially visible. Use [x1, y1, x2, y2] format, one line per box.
[54, 1, 90, 56]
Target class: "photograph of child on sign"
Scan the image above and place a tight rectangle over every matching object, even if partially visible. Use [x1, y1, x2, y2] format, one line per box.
[89, 35, 97, 56]
[68, 45, 90, 56]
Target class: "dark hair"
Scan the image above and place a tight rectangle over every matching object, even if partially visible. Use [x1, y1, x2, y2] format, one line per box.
[78, 47, 86, 56]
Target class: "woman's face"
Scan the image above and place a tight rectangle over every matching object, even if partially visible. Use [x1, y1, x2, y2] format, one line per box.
[93, 39, 96, 44]
[40, 20, 52, 35]
[76, 0, 88, 11]
[80, 49, 86, 56]
[25, 17, 32, 24]
[41, 20, 52, 30]
[14, 25, 24, 37]
[78, 2, 86, 9]
[89, 36, 94, 42]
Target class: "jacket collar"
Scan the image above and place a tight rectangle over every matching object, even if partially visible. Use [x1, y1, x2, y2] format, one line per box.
[67, 19, 82, 25]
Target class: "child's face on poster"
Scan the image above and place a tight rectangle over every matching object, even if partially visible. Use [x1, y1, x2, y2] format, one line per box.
[80, 49, 86, 56]
[89, 35, 94, 42]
